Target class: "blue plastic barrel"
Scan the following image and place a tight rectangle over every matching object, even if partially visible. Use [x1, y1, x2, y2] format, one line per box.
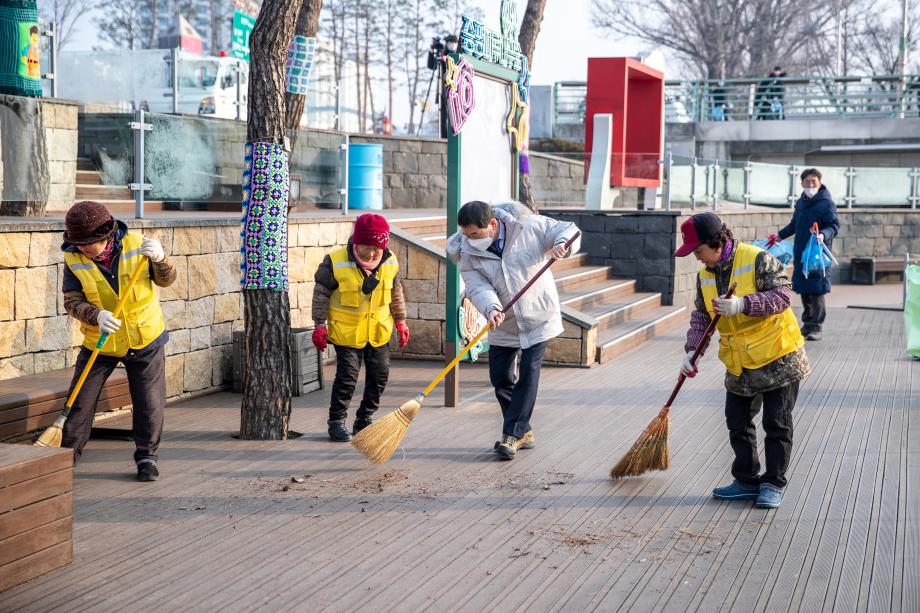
[347, 143, 384, 210]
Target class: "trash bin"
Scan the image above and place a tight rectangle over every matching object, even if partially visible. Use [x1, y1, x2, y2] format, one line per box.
[347, 143, 383, 210]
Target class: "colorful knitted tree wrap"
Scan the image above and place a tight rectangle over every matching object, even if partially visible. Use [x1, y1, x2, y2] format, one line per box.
[240, 142, 289, 292]
[0, 0, 41, 97]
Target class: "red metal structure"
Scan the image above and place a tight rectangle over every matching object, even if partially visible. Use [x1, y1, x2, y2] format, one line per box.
[584, 58, 664, 188]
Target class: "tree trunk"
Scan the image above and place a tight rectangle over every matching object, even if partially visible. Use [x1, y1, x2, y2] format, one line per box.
[284, 0, 324, 131]
[518, 0, 547, 65]
[240, 0, 303, 440]
[517, 0, 546, 212]
[0, 96, 50, 216]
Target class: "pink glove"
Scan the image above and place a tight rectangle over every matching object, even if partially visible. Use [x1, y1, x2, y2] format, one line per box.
[312, 325, 328, 351]
[396, 321, 410, 348]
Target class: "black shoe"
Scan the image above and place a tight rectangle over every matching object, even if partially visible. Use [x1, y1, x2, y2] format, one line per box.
[352, 417, 373, 435]
[137, 462, 159, 482]
[328, 421, 352, 442]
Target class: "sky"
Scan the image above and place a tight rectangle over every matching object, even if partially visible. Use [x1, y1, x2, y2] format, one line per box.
[64, 0, 663, 130]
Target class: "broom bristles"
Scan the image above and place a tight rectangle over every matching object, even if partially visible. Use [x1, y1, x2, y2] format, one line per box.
[351, 395, 423, 464]
[34, 416, 65, 448]
[609, 405, 671, 479]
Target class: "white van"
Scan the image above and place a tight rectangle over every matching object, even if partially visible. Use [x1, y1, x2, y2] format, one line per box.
[58, 49, 247, 119]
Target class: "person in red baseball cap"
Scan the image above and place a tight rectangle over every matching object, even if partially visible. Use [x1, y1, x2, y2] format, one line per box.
[676, 212, 809, 509]
[310, 214, 409, 441]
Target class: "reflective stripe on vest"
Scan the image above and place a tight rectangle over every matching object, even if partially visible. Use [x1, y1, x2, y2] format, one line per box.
[699, 242, 804, 376]
[64, 232, 166, 357]
[327, 247, 398, 349]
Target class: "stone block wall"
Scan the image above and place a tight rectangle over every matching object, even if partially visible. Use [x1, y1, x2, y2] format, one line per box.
[387, 230, 447, 360]
[528, 153, 586, 207]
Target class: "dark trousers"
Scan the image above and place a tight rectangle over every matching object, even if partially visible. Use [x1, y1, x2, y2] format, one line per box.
[62, 345, 166, 465]
[800, 293, 826, 333]
[725, 380, 799, 488]
[329, 343, 390, 424]
[488, 341, 547, 439]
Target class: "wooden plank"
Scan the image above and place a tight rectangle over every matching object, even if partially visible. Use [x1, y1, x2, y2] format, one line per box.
[0, 540, 72, 592]
[0, 383, 132, 424]
[0, 469, 72, 514]
[0, 444, 73, 488]
[0, 516, 72, 567]
[0, 393, 134, 440]
[0, 368, 128, 412]
[0, 493, 72, 541]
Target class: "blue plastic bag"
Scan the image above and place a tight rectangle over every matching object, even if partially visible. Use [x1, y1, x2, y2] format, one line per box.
[752, 237, 794, 265]
[801, 233, 832, 279]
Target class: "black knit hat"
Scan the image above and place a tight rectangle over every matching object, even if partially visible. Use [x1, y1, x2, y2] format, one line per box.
[64, 201, 115, 245]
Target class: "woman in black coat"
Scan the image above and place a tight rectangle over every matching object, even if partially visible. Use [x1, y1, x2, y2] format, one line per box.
[771, 168, 840, 341]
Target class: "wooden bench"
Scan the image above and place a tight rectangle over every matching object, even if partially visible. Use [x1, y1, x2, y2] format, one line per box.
[0, 368, 131, 441]
[850, 257, 905, 284]
[0, 443, 73, 592]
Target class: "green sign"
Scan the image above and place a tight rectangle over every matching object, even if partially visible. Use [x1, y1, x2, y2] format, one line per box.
[231, 10, 255, 61]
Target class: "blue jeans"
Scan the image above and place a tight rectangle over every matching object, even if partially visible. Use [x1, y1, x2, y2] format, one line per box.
[488, 341, 547, 439]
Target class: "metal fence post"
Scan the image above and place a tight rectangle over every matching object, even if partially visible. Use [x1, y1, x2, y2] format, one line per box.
[42, 22, 58, 98]
[663, 150, 672, 211]
[910, 167, 919, 209]
[711, 161, 719, 209]
[171, 48, 180, 114]
[339, 135, 349, 215]
[236, 60, 243, 122]
[787, 165, 797, 207]
[129, 110, 153, 219]
[689, 157, 697, 210]
[846, 166, 856, 208]
[905, 252, 910, 310]
[743, 162, 752, 209]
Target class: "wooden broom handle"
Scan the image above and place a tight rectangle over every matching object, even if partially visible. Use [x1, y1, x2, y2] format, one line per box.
[500, 231, 581, 314]
[664, 282, 737, 408]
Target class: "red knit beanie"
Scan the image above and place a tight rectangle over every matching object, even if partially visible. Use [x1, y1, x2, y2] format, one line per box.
[64, 201, 115, 245]
[352, 214, 390, 249]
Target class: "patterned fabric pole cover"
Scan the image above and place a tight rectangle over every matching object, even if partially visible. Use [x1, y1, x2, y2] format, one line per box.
[0, 0, 41, 97]
[240, 142, 290, 292]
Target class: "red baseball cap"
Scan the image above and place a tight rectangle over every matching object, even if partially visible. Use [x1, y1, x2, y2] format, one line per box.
[676, 212, 723, 257]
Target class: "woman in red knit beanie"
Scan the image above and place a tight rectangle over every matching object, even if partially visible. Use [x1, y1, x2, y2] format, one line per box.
[310, 214, 410, 441]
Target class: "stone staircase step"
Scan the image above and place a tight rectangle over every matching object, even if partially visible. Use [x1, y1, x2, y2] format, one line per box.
[553, 265, 616, 294]
[76, 170, 102, 185]
[594, 306, 688, 363]
[392, 217, 446, 236]
[581, 292, 663, 333]
[75, 184, 133, 200]
[76, 158, 96, 172]
[87, 201, 168, 214]
[550, 252, 590, 273]
[558, 278, 638, 311]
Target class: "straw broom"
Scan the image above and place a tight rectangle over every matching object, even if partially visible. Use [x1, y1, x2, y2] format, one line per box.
[352, 231, 582, 464]
[35, 262, 148, 448]
[610, 283, 736, 479]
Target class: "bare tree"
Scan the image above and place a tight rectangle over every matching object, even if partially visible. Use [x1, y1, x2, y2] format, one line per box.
[591, 0, 837, 79]
[95, 0, 145, 49]
[518, 0, 546, 65]
[849, 6, 919, 74]
[39, 0, 92, 50]
[240, 0, 303, 440]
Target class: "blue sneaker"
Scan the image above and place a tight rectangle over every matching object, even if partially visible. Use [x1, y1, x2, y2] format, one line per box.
[756, 483, 784, 508]
[712, 480, 760, 500]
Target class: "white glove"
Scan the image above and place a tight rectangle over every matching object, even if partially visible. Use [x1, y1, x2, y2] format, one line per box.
[140, 237, 165, 263]
[551, 242, 569, 259]
[487, 309, 505, 329]
[713, 295, 745, 317]
[680, 351, 698, 377]
[97, 310, 122, 334]
[816, 232, 824, 244]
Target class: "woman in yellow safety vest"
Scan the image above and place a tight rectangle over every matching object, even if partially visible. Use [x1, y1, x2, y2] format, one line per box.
[61, 201, 176, 482]
[310, 214, 409, 442]
[676, 212, 810, 509]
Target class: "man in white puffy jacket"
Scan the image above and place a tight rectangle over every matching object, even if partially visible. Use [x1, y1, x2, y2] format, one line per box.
[447, 201, 580, 459]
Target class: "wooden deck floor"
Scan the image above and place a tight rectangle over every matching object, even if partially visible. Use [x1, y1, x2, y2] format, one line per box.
[1, 303, 917, 612]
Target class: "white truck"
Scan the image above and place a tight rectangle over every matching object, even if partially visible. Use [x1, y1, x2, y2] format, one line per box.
[58, 49, 247, 118]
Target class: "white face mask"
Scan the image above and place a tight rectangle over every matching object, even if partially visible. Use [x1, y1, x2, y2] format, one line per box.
[467, 236, 493, 251]
[803, 187, 818, 198]
[446, 43, 458, 52]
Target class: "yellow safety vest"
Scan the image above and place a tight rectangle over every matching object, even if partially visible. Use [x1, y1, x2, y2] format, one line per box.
[327, 247, 398, 349]
[700, 242, 803, 376]
[64, 232, 166, 357]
